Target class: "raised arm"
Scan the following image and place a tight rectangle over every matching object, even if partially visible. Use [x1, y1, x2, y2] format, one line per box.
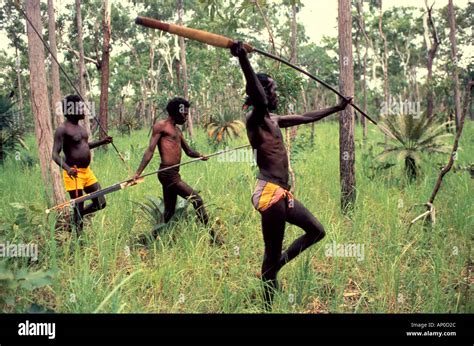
[230, 41, 268, 119]
[134, 123, 162, 177]
[277, 97, 353, 128]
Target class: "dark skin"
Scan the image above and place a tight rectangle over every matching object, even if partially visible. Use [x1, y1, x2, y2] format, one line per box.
[133, 108, 207, 179]
[52, 101, 112, 233]
[230, 41, 352, 308]
[132, 108, 224, 244]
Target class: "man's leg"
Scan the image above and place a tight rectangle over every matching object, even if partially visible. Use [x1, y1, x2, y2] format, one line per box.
[260, 199, 286, 308]
[276, 198, 325, 271]
[173, 180, 209, 225]
[162, 184, 178, 223]
[82, 183, 106, 216]
[68, 190, 84, 234]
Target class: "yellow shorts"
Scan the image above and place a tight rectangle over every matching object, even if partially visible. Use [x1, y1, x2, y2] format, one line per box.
[63, 166, 98, 192]
[251, 179, 294, 212]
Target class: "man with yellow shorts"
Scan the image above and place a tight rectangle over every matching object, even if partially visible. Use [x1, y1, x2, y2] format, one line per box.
[52, 95, 113, 234]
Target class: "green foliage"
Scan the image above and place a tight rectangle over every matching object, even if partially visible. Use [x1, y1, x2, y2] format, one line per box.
[377, 114, 453, 181]
[0, 94, 25, 164]
[0, 260, 55, 311]
[206, 110, 245, 147]
[136, 195, 189, 236]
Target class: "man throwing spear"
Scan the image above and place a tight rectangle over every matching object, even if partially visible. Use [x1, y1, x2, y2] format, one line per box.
[230, 42, 352, 307]
[133, 97, 223, 245]
[52, 95, 112, 234]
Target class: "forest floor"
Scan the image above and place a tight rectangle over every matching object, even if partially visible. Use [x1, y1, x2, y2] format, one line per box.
[0, 122, 472, 313]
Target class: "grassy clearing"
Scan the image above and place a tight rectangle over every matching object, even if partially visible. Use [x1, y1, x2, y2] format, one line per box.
[0, 121, 472, 313]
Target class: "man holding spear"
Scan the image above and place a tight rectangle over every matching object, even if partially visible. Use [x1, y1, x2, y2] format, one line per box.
[132, 97, 223, 245]
[230, 41, 352, 307]
[52, 95, 113, 234]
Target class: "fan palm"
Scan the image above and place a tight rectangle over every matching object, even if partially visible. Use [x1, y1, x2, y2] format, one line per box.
[206, 107, 244, 146]
[377, 113, 452, 181]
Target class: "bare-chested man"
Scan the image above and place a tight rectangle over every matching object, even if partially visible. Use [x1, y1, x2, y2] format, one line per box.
[133, 97, 222, 245]
[52, 95, 112, 234]
[230, 42, 352, 307]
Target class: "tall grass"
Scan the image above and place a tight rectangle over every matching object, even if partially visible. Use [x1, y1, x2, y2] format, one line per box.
[0, 121, 472, 313]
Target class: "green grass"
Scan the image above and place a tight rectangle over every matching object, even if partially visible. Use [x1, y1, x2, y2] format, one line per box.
[0, 121, 472, 313]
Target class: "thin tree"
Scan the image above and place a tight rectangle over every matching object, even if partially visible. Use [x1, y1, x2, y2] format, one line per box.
[47, 0, 62, 128]
[25, 0, 66, 206]
[99, 0, 111, 140]
[338, 0, 356, 213]
[177, 0, 193, 137]
[355, 0, 368, 140]
[448, 0, 462, 131]
[423, 0, 440, 119]
[75, 0, 92, 138]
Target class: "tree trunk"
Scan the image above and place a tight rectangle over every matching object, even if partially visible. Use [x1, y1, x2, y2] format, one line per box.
[47, 0, 63, 128]
[99, 0, 111, 140]
[177, 0, 193, 137]
[448, 0, 461, 130]
[15, 48, 25, 134]
[424, 1, 439, 119]
[356, 0, 367, 140]
[75, 0, 92, 138]
[26, 0, 66, 207]
[338, 0, 356, 213]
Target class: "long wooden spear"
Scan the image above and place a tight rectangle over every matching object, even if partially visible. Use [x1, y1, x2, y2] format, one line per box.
[135, 16, 379, 126]
[45, 144, 251, 213]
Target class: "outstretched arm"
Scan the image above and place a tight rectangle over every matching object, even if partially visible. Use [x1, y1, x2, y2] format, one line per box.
[230, 41, 268, 121]
[277, 97, 353, 128]
[89, 136, 113, 149]
[134, 124, 162, 177]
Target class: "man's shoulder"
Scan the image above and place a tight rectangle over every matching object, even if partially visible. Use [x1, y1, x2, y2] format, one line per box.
[153, 120, 167, 131]
[54, 123, 66, 136]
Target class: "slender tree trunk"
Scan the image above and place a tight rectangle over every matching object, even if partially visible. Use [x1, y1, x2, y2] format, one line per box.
[75, 0, 92, 138]
[338, 0, 356, 213]
[99, 0, 111, 140]
[448, 0, 461, 130]
[47, 0, 62, 128]
[26, 0, 66, 207]
[289, 1, 298, 140]
[424, 1, 439, 119]
[15, 48, 25, 133]
[356, 0, 367, 140]
[177, 0, 193, 137]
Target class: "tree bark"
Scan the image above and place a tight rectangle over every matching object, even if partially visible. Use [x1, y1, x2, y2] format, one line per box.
[26, 0, 66, 207]
[75, 0, 92, 138]
[338, 0, 356, 213]
[15, 48, 25, 134]
[448, 0, 461, 131]
[356, 0, 367, 140]
[47, 0, 63, 128]
[177, 0, 193, 137]
[99, 0, 111, 140]
[424, 1, 440, 119]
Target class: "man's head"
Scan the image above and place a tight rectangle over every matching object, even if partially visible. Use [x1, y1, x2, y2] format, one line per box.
[62, 95, 85, 120]
[166, 97, 190, 125]
[245, 73, 278, 111]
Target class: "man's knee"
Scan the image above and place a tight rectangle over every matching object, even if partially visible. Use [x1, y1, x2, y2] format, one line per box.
[307, 221, 325, 242]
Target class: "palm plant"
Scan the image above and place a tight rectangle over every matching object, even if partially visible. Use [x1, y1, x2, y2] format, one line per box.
[135, 196, 189, 239]
[206, 106, 244, 146]
[377, 113, 452, 181]
[0, 94, 27, 164]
